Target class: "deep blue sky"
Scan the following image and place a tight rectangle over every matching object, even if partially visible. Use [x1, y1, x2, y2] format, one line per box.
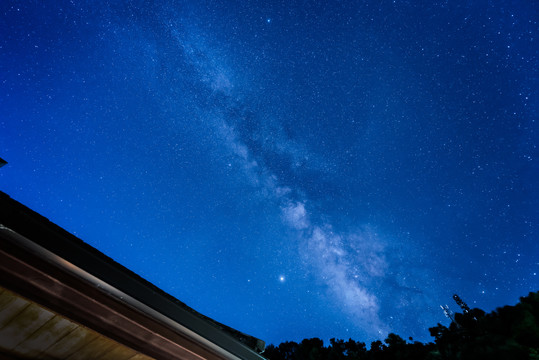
[1, 0, 538, 346]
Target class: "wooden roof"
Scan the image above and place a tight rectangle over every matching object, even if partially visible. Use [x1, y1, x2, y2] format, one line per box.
[0, 287, 154, 360]
[0, 192, 266, 360]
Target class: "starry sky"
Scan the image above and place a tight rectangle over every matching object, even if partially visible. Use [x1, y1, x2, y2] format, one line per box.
[1, 0, 538, 346]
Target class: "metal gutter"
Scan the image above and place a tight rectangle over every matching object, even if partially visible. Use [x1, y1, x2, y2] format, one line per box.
[0, 192, 266, 360]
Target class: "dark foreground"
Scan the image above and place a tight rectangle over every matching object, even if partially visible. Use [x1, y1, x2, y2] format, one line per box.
[264, 291, 539, 360]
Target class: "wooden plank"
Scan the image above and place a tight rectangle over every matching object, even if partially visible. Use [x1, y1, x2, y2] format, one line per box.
[43, 326, 98, 359]
[0, 290, 30, 329]
[128, 354, 155, 360]
[99, 343, 140, 360]
[65, 335, 117, 360]
[0, 289, 17, 313]
[12, 315, 78, 358]
[0, 303, 55, 350]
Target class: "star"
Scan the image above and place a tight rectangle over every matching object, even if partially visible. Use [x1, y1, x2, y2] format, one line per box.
[2, 0, 535, 347]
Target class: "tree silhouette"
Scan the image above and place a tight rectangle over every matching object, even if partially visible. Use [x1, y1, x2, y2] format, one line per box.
[263, 291, 539, 360]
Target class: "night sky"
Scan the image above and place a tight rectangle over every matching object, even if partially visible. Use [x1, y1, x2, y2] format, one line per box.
[1, 0, 538, 346]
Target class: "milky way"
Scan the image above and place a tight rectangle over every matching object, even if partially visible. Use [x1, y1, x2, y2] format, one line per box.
[1, 0, 537, 345]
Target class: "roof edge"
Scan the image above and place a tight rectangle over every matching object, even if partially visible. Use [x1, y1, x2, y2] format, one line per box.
[0, 191, 266, 360]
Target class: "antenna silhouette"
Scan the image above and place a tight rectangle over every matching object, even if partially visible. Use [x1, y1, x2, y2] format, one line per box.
[453, 294, 470, 313]
[440, 304, 454, 322]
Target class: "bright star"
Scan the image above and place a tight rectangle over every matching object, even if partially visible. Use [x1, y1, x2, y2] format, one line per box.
[279, 275, 285, 282]
[266, 18, 271, 24]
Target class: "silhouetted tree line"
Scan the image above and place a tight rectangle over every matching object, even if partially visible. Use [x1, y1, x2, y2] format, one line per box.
[263, 291, 539, 360]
